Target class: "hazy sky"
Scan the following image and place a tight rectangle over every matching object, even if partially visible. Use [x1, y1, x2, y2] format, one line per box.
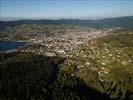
[0, 0, 133, 19]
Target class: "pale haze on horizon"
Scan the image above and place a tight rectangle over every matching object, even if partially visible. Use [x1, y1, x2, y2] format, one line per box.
[0, 0, 133, 20]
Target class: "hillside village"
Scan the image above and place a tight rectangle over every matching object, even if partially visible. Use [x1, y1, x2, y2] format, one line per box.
[0, 24, 119, 56]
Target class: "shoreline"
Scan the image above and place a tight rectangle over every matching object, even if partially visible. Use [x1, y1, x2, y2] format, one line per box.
[0, 40, 28, 53]
[0, 39, 30, 43]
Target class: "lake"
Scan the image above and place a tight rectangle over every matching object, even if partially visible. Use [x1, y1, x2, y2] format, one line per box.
[0, 40, 26, 52]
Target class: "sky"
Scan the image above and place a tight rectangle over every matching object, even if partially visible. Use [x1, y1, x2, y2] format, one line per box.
[0, 0, 133, 20]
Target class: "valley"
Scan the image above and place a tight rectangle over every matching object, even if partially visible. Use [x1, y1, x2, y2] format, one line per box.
[0, 18, 133, 100]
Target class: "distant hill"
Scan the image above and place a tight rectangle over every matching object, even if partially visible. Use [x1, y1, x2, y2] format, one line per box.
[0, 16, 133, 30]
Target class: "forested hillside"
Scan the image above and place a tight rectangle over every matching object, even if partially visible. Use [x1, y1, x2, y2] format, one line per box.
[0, 52, 109, 100]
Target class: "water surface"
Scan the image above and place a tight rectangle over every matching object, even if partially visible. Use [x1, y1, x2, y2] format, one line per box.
[0, 40, 26, 52]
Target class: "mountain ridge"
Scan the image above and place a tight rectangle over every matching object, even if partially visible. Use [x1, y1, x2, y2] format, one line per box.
[0, 16, 133, 30]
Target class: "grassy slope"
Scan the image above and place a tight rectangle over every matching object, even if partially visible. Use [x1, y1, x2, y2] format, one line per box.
[86, 34, 133, 99]
[60, 33, 133, 99]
